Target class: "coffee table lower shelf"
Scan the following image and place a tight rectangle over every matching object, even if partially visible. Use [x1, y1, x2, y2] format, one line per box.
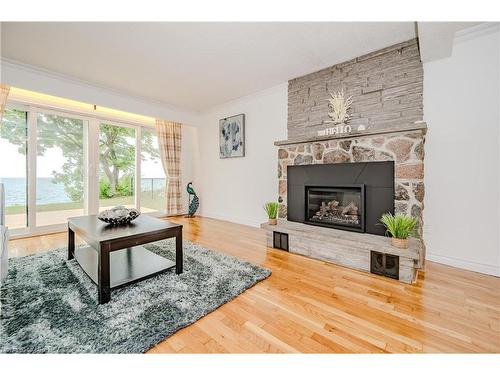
[74, 246, 175, 289]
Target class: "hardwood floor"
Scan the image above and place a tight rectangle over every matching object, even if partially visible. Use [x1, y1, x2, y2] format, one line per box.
[7, 216, 500, 353]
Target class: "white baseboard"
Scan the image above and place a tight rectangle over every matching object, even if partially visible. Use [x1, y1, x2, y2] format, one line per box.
[426, 252, 500, 277]
[199, 210, 262, 228]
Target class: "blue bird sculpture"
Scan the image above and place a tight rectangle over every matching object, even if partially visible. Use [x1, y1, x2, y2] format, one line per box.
[186, 182, 199, 217]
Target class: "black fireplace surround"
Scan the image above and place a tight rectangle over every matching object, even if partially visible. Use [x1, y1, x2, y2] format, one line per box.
[287, 161, 394, 236]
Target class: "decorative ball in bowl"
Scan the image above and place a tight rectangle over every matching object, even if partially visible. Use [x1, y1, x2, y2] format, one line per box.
[97, 206, 141, 225]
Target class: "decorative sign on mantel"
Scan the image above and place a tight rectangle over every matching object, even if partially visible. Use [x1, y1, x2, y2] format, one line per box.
[318, 89, 366, 137]
[326, 89, 352, 125]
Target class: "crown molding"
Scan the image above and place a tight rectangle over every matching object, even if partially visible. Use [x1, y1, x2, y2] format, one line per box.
[454, 22, 499, 44]
[0, 57, 200, 117]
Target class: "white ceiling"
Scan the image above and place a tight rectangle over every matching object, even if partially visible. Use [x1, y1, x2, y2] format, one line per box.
[0, 22, 420, 112]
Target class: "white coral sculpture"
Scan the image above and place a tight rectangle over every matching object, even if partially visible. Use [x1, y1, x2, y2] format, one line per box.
[326, 89, 353, 124]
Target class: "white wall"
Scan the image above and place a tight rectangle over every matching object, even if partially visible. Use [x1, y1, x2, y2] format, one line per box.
[180, 124, 200, 214]
[423, 24, 500, 276]
[197, 84, 287, 227]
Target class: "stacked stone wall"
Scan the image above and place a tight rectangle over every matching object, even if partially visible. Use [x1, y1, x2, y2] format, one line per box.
[288, 39, 423, 140]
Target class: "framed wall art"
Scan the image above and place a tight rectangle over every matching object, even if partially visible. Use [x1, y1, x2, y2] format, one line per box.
[219, 114, 245, 158]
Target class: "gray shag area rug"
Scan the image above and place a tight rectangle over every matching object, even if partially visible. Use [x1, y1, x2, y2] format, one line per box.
[0, 239, 270, 353]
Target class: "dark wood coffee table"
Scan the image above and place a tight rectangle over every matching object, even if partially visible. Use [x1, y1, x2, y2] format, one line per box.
[68, 214, 183, 304]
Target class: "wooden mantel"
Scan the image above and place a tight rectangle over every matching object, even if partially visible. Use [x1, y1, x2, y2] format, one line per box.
[274, 122, 427, 146]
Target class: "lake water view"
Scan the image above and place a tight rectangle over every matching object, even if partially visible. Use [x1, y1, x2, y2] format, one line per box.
[0, 177, 166, 207]
[0, 177, 69, 206]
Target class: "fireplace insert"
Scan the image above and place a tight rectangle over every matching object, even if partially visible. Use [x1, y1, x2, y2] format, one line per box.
[305, 185, 365, 232]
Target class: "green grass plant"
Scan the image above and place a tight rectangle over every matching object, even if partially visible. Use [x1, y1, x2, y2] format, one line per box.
[264, 202, 279, 220]
[379, 212, 417, 239]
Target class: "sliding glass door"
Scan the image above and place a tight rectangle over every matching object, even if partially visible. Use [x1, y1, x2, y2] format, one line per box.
[0, 108, 28, 229]
[1, 104, 167, 237]
[36, 113, 87, 226]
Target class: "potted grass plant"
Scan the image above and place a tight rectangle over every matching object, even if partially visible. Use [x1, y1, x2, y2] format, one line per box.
[379, 213, 418, 249]
[264, 202, 279, 225]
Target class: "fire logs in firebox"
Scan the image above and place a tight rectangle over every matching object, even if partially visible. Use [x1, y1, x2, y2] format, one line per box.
[311, 200, 360, 225]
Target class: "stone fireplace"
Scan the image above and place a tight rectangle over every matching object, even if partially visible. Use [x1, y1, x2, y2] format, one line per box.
[261, 123, 427, 283]
[261, 38, 426, 283]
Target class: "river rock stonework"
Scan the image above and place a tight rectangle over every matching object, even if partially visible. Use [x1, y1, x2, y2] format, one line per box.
[277, 129, 426, 240]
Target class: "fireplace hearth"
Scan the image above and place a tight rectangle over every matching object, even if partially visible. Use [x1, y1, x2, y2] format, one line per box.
[305, 185, 365, 232]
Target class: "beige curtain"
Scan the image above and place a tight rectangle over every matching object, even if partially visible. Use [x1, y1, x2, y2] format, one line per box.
[156, 119, 182, 215]
[0, 84, 10, 121]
